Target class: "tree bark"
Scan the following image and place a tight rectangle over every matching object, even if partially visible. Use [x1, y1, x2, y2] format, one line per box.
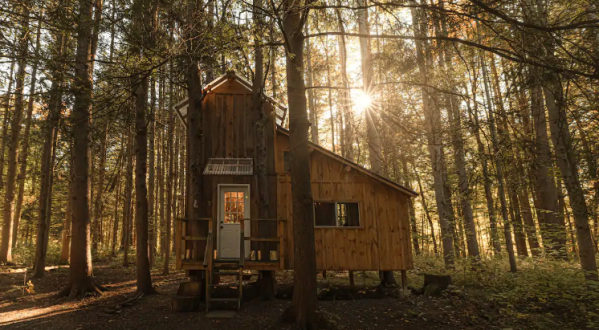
[185, 0, 207, 287]
[12, 17, 42, 249]
[414, 163, 437, 255]
[335, 6, 353, 160]
[1, 0, 30, 263]
[61, 0, 102, 298]
[122, 130, 134, 266]
[281, 0, 318, 325]
[148, 76, 156, 264]
[410, 1, 454, 267]
[133, 70, 154, 293]
[543, 63, 598, 279]
[401, 155, 420, 255]
[305, 21, 319, 144]
[480, 49, 517, 272]
[0, 34, 17, 197]
[164, 59, 175, 275]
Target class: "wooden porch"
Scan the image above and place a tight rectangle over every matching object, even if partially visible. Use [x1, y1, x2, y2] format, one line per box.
[175, 217, 287, 272]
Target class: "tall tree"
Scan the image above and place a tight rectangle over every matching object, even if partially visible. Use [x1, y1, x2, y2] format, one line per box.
[1, 0, 31, 263]
[61, 0, 103, 297]
[410, 1, 454, 267]
[13, 16, 42, 249]
[280, 0, 318, 325]
[253, 0, 276, 299]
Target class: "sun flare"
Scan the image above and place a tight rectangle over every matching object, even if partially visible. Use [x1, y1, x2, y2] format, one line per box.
[353, 90, 372, 114]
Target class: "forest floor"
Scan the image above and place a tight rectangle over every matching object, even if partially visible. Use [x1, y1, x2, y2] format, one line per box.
[1, 256, 597, 329]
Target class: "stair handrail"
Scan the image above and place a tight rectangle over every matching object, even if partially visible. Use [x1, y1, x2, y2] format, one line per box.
[203, 218, 214, 268]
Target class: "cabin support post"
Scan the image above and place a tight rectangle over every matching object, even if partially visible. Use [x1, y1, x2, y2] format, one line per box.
[349, 271, 355, 286]
[401, 270, 407, 291]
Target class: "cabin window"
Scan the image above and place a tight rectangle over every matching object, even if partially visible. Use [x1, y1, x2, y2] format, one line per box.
[283, 151, 291, 173]
[314, 202, 360, 227]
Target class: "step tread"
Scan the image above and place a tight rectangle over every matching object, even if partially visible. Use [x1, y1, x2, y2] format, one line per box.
[210, 297, 239, 302]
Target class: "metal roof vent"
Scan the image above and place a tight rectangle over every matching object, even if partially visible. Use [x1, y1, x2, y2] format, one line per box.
[203, 158, 253, 175]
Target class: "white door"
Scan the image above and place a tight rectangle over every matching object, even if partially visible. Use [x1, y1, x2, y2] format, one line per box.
[218, 185, 251, 259]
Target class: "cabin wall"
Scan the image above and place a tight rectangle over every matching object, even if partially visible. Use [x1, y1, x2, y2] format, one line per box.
[275, 132, 414, 271]
[199, 79, 278, 261]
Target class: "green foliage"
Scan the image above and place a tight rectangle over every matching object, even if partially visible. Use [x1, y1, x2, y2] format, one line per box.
[411, 255, 599, 329]
[12, 240, 63, 267]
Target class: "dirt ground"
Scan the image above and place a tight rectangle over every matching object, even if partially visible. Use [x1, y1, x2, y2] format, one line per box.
[0, 261, 504, 330]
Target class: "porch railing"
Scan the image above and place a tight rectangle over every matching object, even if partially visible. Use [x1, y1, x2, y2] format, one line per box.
[240, 218, 286, 270]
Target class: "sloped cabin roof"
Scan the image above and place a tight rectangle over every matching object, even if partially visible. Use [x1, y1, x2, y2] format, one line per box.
[173, 72, 418, 197]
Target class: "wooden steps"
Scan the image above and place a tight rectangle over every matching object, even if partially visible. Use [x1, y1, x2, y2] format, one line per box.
[206, 259, 243, 313]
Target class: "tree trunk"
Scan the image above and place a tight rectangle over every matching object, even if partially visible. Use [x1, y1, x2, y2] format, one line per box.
[281, 0, 318, 326]
[12, 18, 42, 249]
[480, 48, 517, 271]
[111, 137, 124, 256]
[1, 0, 30, 263]
[92, 123, 108, 251]
[133, 69, 154, 293]
[164, 60, 175, 275]
[0, 34, 17, 197]
[335, 6, 353, 160]
[401, 155, 420, 255]
[148, 77, 156, 265]
[543, 66, 598, 279]
[60, 181, 73, 264]
[61, 0, 102, 298]
[490, 57, 528, 257]
[414, 162, 437, 254]
[514, 90, 542, 256]
[253, 0, 276, 300]
[410, 2, 454, 267]
[122, 130, 134, 266]
[185, 0, 207, 287]
[305, 21, 318, 144]
[467, 78, 501, 255]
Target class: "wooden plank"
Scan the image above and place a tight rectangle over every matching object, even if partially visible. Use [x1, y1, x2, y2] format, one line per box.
[225, 94, 234, 157]
[364, 182, 380, 270]
[214, 94, 224, 157]
[183, 236, 209, 241]
[314, 228, 325, 270]
[176, 214, 182, 269]
[244, 237, 279, 242]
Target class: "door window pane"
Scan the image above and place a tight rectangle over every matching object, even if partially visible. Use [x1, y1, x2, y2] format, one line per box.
[223, 191, 245, 224]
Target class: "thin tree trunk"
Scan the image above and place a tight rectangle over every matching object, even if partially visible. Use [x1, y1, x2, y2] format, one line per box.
[480, 48, 517, 272]
[543, 66, 598, 279]
[164, 59, 175, 275]
[122, 129, 134, 266]
[414, 163, 437, 255]
[410, 2, 454, 267]
[133, 67, 154, 293]
[335, 6, 353, 160]
[1, 0, 31, 263]
[401, 155, 420, 255]
[13, 18, 42, 249]
[305, 21, 318, 144]
[467, 78, 501, 254]
[148, 77, 156, 266]
[60, 181, 72, 264]
[0, 34, 17, 195]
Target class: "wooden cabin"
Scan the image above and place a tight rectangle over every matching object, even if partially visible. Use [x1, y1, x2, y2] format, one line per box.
[173, 72, 417, 277]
